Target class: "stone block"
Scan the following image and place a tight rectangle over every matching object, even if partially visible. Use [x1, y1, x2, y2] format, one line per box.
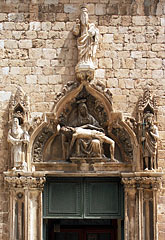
[152, 70, 164, 79]
[29, 48, 42, 59]
[36, 59, 50, 67]
[52, 22, 65, 31]
[115, 69, 129, 78]
[48, 75, 61, 84]
[130, 69, 142, 79]
[38, 31, 48, 40]
[113, 59, 120, 69]
[25, 31, 37, 39]
[43, 48, 56, 59]
[38, 75, 49, 84]
[95, 4, 106, 15]
[41, 22, 52, 31]
[30, 22, 41, 31]
[19, 40, 32, 49]
[136, 59, 147, 69]
[0, 40, 4, 49]
[118, 79, 125, 88]
[0, 13, 7, 21]
[12, 31, 23, 40]
[44, 0, 59, 3]
[26, 75, 37, 84]
[10, 67, 20, 74]
[122, 58, 135, 69]
[132, 16, 146, 25]
[141, 70, 152, 78]
[103, 34, 113, 43]
[107, 78, 118, 88]
[19, 67, 31, 75]
[152, 44, 165, 51]
[4, 40, 17, 49]
[0, 91, 11, 101]
[125, 79, 134, 89]
[2, 67, 9, 75]
[131, 51, 142, 58]
[64, 4, 78, 14]
[147, 58, 162, 69]
[3, 22, 15, 30]
[99, 58, 112, 68]
[161, 17, 165, 26]
[95, 69, 105, 78]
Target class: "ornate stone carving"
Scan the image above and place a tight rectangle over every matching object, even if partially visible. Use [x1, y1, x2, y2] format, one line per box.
[122, 174, 162, 190]
[8, 117, 30, 170]
[59, 87, 108, 129]
[8, 87, 30, 170]
[141, 112, 159, 170]
[54, 81, 79, 105]
[138, 87, 159, 171]
[32, 127, 54, 162]
[5, 175, 46, 189]
[73, 4, 99, 82]
[111, 125, 133, 161]
[60, 124, 115, 161]
[9, 86, 30, 126]
[90, 81, 113, 105]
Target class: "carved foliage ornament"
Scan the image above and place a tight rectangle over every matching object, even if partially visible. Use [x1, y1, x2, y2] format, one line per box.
[111, 125, 133, 161]
[9, 86, 30, 125]
[33, 127, 54, 162]
[5, 176, 46, 189]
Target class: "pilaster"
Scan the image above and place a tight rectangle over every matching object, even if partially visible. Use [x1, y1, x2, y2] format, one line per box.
[4, 171, 45, 240]
[122, 172, 163, 240]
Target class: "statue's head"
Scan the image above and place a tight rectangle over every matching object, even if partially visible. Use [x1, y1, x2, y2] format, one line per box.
[78, 102, 88, 117]
[144, 112, 154, 124]
[12, 117, 19, 127]
[80, 4, 88, 26]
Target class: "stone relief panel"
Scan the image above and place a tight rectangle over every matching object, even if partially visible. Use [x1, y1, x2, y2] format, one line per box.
[41, 87, 117, 163]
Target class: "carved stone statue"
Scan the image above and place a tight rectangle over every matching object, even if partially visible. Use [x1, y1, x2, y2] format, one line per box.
[8, 117, 30, 170]
[73, 4, 99, 81]
[58, 100, 115, 161]
[73, 101, 100, 127]
[141, 113, 159, 170]
[60, 124, 115, 161]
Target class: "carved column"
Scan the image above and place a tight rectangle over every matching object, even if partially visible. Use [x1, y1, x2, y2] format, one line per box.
[4, 172, 45, 240]
[135, 175, 162, 240]
[122, 173, 162, 240]
[122, 176, 137, 240]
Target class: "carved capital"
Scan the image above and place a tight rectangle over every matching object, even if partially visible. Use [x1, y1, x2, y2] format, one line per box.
[4, 175, 46, 189]
[135, 176, 162, 190]
[122, 178, 136, 188]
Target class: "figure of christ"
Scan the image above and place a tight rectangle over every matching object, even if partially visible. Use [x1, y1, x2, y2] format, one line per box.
[60, 124, 115, 161]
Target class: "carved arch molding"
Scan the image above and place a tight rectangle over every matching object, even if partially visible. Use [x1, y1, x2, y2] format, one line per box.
[31, 81, 136, 169]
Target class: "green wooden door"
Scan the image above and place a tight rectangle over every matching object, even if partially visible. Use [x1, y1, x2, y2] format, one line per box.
[43, 177, 123, 219]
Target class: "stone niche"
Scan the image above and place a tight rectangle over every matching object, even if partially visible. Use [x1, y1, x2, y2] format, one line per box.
[32, 82, 136, 172]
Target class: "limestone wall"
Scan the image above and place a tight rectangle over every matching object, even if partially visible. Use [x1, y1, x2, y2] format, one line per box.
[0, 0, 164, 239]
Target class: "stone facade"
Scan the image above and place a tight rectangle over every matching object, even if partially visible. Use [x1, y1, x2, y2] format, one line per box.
[0, 0, 164, 240]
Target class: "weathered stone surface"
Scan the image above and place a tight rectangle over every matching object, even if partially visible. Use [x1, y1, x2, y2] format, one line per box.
[0, 2, 164, 240]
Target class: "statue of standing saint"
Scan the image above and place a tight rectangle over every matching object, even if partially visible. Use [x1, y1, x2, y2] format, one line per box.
[8, 117, 30, 170]
[141, 113, 159, 170]
[73, 4, 99, 81]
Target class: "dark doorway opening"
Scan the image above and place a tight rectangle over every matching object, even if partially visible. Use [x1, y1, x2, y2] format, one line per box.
[47, 219, 117, 240]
